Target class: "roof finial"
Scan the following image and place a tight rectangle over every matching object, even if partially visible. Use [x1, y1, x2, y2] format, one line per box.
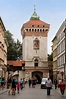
[34, 5, 36, 13]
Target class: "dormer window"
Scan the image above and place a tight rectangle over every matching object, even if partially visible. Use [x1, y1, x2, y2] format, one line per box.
[26, 29, 28, 31]
[32, 25, 34, 27]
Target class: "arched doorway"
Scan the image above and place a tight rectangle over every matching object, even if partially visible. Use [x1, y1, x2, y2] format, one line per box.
[32, 71, 43, 84]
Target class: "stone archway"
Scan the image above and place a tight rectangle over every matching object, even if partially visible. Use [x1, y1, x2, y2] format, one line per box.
[32, 71, 43, 84]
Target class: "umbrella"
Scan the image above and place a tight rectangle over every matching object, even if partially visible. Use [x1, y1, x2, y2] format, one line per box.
[12, 71, 19, 76]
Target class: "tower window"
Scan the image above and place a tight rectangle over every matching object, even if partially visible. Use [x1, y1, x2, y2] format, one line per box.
[34, 59, 38, 67]
[35, 29, 36, 32]
[37, 29, 39, 32]
[32, 25, 34, 27]
[43, 25, 45, 27]
[32, 29, 34, 32]
[40, 29, 42, 32]
[29, 29, 31, 32]
[26, 29, 28, 31]
[43, 29, 44, 32]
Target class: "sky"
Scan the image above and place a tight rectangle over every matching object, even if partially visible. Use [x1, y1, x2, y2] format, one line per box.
[0, 0, 66, 54]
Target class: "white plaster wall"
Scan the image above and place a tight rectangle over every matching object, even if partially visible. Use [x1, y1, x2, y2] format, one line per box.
[23, 36, 47, 61]
[19, 71, 25, 81]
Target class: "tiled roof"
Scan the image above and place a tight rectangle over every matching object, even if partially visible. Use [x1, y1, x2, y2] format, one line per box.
[23, 20, 49, 27]
[7, 60, 25, 67]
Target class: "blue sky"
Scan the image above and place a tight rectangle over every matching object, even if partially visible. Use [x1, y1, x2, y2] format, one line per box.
[0, 0, 66, 54]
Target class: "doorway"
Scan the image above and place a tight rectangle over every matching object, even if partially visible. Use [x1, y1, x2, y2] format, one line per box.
[32, 71, 43, 84]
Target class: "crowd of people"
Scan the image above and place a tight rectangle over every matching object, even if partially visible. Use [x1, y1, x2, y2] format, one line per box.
[7, 77, 37, 95]
[28, 78, 37, 88]
[51, 78, 66, 96]
[0, 77, 6, 90]
[44, 77, 66, 96]
[7, 78, 25, 95]
[0, 76, 66, 96]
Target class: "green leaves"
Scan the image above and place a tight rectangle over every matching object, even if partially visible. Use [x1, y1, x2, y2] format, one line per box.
[4, 30, 22, 60]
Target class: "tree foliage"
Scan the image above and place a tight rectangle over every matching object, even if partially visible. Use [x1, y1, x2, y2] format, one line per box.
[4, 30, 22, 60]
[48, 53, 53, 61]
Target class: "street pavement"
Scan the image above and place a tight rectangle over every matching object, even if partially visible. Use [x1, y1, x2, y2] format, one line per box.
[52, 85, 66, 96]
[0, 84, 66, 99]
[0, 88, 7, 95]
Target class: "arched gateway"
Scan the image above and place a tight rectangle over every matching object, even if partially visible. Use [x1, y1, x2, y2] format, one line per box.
[21, 7, 50, 81]
[32, 71, 43, 84]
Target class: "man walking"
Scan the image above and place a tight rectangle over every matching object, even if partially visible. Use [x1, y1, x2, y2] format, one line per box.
[46, 78, 52, 95]
[54, 79, 58, 89]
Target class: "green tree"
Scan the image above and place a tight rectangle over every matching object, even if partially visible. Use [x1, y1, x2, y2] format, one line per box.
[4, 30, 22, 60]
[48, 53, 53, 61]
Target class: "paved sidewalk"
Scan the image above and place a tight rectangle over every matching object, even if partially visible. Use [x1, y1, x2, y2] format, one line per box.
[53, 85, 66, 96]
[0, 88, 7, 95]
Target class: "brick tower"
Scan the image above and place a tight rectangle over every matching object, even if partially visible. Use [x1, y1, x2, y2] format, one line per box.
[21, 7, 50, 83]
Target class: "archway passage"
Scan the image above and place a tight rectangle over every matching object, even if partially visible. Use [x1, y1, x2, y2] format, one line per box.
[32, 71, 43, 84]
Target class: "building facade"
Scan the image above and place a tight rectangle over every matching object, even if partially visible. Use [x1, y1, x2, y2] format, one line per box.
[52, 36, 57, 81]
[21, 9, 50, 83]
[52, 19, 66, 80]
[0, 17, 7, 79]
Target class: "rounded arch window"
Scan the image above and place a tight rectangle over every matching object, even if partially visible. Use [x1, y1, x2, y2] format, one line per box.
[34, 59, 38, 67]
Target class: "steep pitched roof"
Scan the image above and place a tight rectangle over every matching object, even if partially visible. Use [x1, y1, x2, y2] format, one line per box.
[23, 20, 49, 28]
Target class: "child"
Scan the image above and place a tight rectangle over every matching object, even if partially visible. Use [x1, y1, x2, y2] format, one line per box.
[16, 82, 20, 93]
[8, 85, 11, 95]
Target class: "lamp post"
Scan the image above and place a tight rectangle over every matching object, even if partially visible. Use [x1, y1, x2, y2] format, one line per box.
[60, 71, 64, 80]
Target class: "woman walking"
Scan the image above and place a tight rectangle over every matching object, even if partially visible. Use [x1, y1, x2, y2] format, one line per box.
[58, 79, 66, 96]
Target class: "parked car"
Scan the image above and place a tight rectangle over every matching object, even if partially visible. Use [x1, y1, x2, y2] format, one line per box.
[41, 78, 48, 89]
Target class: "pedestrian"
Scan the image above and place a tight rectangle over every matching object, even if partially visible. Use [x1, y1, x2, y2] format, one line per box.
[23, 78, 25, 88]
[46, 77, 52, 95]
[54, 79, 58, 89]
[20, 78, 23, 90]
[58, 79, 66, 96]
[8, 84, 11, 95]
[16, 82, 20, 93]
[28, 78, 31, 88]
[12, 78, 16, 95]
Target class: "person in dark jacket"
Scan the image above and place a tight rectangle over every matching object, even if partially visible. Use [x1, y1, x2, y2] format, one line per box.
[28, 78, 31, 88]
[12, 79, 16, 95]
[54, 79, 58, 89]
